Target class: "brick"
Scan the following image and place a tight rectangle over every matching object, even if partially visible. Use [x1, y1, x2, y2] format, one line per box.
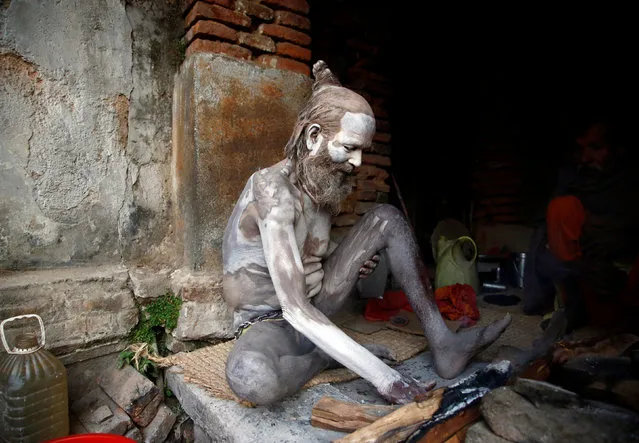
[235, 0, 274, 20]
[185, 2, 251, 29]
[355, 201, 377, 215]
[347, 78, 392, 97]
[356, 180, 377, 191]
[353, 189, 377, 201]
[375, 118, 391, 133]
[370, 142, 391, 156]
[362, 153, 391, 167]
[71, 388, 132, 435]
[274, 10, 310, 30]
[346, 38, 378, 55]
[256, 54, 310, 76]
[185, 20, 238, 44]
[125, 427, 142, 441]
[358, 179, 389, 193]
[186, 39, 252, 60]
[375, 182, 390, 193]
[258, 23, 311, 47]
[133, 391, 163, 427]
[97, 364, 161, 427]
[141, 404, 177, 443]
[372, 100, 388, 118]
[332, 213, 360, 227]
[338, 194, 357, 214]
[238, 31, 276, 52]
[356, 164, 389, 181]
[373, 132, 391, 144]
[260, 0, 309, 15]
[275, 42, 311, 61]
[183, 0, 234, 16]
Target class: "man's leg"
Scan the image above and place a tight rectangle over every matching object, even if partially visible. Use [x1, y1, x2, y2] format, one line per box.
[313, 204, 511, 379]
[226, 320, 332, 405]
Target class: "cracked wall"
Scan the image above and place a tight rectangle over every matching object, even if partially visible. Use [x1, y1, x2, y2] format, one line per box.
[0, 0, 183, 270]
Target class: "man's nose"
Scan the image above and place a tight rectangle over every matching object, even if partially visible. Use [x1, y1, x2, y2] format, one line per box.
[348, 149, 362, 168]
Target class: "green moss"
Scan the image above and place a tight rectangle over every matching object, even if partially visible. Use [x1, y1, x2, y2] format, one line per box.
[130, 291, 182, 346]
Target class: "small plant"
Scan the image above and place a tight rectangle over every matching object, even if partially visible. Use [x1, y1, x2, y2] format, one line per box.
[119, 291, 182, 380]
[130, 291, 183, 347]
[117, 346, 158, 380]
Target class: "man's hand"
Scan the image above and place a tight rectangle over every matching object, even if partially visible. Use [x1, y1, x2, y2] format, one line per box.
[359, 254, 381, 279]
[383, 376, 436, 404]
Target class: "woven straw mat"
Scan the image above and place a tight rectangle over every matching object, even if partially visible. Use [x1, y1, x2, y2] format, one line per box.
[167, 326, 428, 404]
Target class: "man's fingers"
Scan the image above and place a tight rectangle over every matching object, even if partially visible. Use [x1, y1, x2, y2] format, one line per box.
[363, 260, 378, 269]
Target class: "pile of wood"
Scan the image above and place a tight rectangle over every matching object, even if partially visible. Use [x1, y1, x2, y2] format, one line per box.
[310, 326, 639, 443]
[311, 360, 513, 443]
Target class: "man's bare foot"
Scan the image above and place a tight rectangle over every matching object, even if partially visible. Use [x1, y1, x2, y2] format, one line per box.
[432, 313, 512, 379]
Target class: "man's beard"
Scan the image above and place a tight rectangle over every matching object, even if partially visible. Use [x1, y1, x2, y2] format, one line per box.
[297, 148, 355, 215]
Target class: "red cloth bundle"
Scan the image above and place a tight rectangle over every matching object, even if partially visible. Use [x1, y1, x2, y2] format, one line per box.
[434, 283, 480, 326]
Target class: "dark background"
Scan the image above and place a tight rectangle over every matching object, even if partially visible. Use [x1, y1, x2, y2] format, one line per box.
[310, 2, 638, 262]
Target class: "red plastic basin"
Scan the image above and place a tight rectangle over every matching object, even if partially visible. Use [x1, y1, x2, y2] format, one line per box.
[44, 434, 136, 443]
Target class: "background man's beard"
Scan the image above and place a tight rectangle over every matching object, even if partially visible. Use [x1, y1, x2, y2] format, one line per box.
[298, 154, 355, 215]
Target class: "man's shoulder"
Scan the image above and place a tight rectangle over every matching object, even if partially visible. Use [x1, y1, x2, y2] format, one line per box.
[250, 162, 295, 194]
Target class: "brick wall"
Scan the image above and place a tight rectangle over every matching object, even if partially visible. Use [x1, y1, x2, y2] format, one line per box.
[471, 145, 525, 225]
[182, 0, 312, 75]
[181, 1, 394, 235]
[311, 4, 394, 235]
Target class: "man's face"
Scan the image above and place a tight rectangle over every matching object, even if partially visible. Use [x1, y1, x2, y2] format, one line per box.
[300, 111, 375, 213]
[577, 123, 612, 171]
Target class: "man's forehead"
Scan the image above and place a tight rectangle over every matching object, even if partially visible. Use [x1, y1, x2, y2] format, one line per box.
[340, 112, 375, 135]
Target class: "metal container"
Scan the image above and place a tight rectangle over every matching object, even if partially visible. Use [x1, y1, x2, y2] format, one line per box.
[512, 252, 527, 289]
[0, 314, 69, 443]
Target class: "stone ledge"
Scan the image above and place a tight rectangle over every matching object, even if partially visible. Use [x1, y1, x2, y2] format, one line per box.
[0, 265, 138, 365]
[165, 368, 349, 442]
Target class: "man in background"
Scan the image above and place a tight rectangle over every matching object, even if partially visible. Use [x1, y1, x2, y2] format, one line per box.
[524, 120, 639, 332]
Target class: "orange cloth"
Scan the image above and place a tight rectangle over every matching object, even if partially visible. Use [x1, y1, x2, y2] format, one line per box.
[546, 195, 586, 262]
[434, 283, 479, 326]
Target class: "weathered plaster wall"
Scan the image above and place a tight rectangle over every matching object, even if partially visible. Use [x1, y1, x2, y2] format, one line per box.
[172, 53, 312, 273]
[0, 0, 183, 270]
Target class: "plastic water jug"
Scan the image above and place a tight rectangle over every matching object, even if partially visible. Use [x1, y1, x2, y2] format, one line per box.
[0, 314, 69, 443]
[434, 235, 480, 293]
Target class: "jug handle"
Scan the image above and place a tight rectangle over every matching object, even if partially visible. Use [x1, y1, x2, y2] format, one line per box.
[1, 314, 46, 354]
[456, 236, 478, 264]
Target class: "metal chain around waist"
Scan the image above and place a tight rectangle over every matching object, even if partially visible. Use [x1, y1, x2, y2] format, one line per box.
[234, 309, 284, 339]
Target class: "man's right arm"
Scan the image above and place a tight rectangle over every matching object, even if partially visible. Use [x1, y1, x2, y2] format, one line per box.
[252, 172, 428, 403]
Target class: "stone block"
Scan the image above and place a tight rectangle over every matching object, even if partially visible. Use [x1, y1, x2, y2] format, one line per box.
[170, 269, 234, 340]
[141, 404, 177, 443]
[71, 387, 133, 435]
[125, 427, 143, 442]
[98, 364, 162, 427]
[0, 265, 138, 365]
[129, 267, 173, 303]
[164, 332, 199, 353]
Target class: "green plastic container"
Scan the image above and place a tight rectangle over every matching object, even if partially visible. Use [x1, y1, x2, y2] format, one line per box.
[434, 235, 480, 293]
[0, 314, 69, 443]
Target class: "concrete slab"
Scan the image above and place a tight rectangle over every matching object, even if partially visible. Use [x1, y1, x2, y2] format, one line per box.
[166, 350, 489, 443]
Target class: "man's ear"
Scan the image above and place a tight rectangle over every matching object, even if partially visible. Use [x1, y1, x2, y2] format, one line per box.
[305, 124, 321, 151]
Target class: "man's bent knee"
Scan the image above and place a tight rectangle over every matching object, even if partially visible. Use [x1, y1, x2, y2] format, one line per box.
[366, 203, 405, 223]
[226, 350, 285, 405]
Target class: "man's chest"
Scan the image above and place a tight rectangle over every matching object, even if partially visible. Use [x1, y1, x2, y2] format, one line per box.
[294, 204, 332, 260]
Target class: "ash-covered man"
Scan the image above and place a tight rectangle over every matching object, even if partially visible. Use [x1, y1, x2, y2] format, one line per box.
[222, 61, 511, 405]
